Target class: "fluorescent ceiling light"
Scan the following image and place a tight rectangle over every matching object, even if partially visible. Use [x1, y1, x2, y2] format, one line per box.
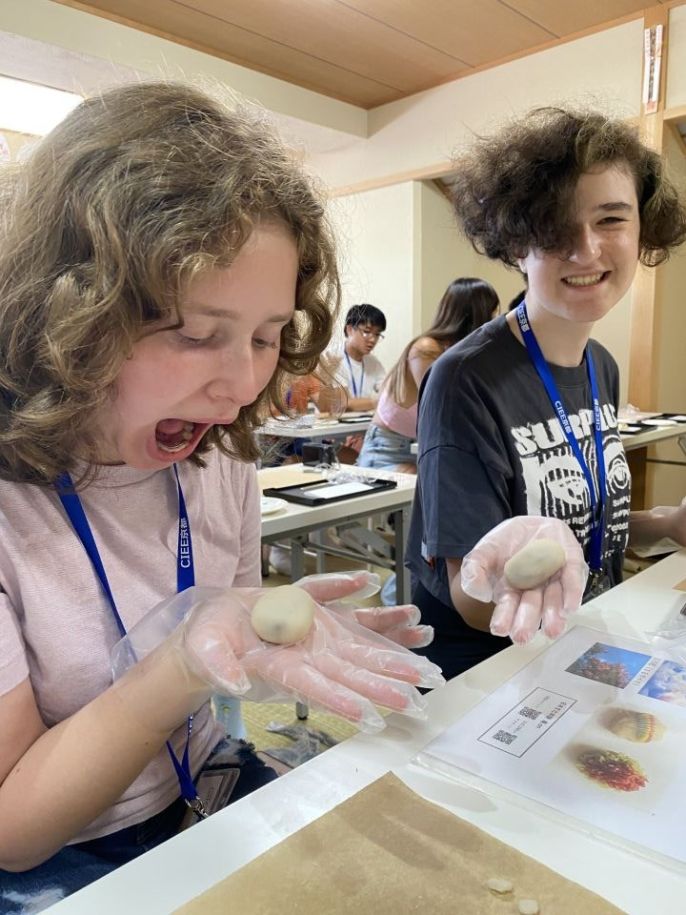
[0, 75, 82, 136]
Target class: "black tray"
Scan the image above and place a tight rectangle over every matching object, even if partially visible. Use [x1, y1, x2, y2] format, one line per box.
[263, 476, 397, 506]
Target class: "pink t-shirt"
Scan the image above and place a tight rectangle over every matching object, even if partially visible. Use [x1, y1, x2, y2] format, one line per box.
[0, 448, 261, 841]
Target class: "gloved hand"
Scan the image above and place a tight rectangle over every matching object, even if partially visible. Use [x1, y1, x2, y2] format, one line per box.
[296, 571, 434, 649]
[460, 516, 588, 645]
[112, 579, 444, 734]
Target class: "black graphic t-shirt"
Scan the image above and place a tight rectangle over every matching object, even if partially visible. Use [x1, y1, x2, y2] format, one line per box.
[407, 314, 631, 616]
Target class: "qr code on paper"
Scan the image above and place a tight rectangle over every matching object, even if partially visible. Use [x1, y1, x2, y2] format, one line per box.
[492, 730, 516, 746]
[519, 706, 542, 720]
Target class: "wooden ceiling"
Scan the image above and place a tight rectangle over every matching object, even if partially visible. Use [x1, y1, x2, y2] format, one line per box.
[54, 0, 669, 109]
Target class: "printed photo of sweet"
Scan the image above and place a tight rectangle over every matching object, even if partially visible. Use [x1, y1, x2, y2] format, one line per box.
[576, 749, 648, 792]
[639, 660, 686, 706]
[608, 710, 665, 743]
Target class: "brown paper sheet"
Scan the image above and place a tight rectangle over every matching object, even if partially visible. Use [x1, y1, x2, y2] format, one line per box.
[176, 772, 624, 914]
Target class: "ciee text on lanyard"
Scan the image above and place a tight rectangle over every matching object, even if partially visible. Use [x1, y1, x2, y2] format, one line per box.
[515, 301, 607, 586]
[55, 463, 207, 819]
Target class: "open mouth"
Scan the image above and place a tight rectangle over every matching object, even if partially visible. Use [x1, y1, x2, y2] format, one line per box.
[153, 419, 209, 460]
[562, 271, 608, 288]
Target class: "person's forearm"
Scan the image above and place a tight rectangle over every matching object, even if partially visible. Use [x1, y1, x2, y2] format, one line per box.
[448, 571, 495, 632]
[0, 644, 210, 871]
[628, 508, 677, 549]
[346, 396, 377, 411]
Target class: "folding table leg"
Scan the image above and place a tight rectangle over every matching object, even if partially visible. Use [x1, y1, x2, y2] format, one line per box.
[291, 535, 309, 720]
[393, 506, 411, 604]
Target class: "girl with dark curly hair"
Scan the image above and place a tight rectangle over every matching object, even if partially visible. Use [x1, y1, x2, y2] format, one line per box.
[407, 107, 686, 680]
[0, 82, 440, 909]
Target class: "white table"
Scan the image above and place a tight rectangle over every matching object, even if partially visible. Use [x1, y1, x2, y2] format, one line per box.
[257, 413, 372, 439]
[621, 422, 686, 451]
[48, 552, 686, 915]
[408, 423, 686, 458]
[259, 464, 416, 603]
[410, 421, 686, 509]
[621, 422, 686, 510]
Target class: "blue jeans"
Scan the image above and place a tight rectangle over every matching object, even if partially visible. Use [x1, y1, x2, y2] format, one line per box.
[0, 739, 276, 914]
[357, 425, 415, 470]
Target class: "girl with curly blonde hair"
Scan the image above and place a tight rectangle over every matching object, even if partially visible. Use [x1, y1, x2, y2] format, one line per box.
[0, 82, 439, 909]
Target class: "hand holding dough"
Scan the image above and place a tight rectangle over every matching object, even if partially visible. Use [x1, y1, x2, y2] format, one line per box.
[460, 516, 588, 644]
[503, 538, 566, 590]
[250, 585, 316, 644]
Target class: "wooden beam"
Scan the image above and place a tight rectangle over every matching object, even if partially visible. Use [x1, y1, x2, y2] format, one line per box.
[329, 160, 455, 197]
[666, 121, 686, 157]
[627, 4, 669, 410]
[663, 103, 686, 123]
[431, 178, 454, 204]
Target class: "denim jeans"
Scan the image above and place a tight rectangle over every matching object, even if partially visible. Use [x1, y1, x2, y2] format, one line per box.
[357, 425, 416, 470]
[0, 739, 276, 915]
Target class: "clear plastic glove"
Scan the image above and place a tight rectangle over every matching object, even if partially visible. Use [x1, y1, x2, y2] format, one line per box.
[460, 516, 588, 645]
[297, 571, 434, 649]
[112, 581, 444, 734]
[657, 498, 686, 547]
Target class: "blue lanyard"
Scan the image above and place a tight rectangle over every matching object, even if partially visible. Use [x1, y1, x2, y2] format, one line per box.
[515, 302, 607, 573]
[55, 463, 206, 818]
[344, 351, 364, 398]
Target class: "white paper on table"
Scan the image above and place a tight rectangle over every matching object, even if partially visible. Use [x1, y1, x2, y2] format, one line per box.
[417, 626, 686, 867]
[630, 537, 682, 559]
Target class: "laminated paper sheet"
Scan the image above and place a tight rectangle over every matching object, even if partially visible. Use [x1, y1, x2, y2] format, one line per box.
[176, 772, 623, 914]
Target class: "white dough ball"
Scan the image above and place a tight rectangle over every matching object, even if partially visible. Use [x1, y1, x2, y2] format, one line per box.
[250, 585, 316, 644]
[503, 538, 566, 590]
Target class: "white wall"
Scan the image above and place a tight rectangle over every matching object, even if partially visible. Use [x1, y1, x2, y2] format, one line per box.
[646, 125, 686, 506]
[327, 182, 417, 372]
[415, 182, 461, 331]
[666, 4, 686, 110]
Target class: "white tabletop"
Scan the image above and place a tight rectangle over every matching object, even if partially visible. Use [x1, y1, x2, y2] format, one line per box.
[621, 423, 686, 451]
[258, 464, 416, 539]
[48, 551, 686, 914]
[257, 413, 372, 439]
[409, 422, 686, 456]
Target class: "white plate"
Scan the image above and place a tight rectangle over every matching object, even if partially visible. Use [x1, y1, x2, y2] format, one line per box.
[642, 419, 679, 427]
[260, 496, 288, 515]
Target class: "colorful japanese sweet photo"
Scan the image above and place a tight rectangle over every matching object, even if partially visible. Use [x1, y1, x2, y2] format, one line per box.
[605, 708, 665, 743]
[566, 643, 652, 688]
[639, 660, 686, 706]
[575, 748, 648, 792]
[548, 699, 682, 814]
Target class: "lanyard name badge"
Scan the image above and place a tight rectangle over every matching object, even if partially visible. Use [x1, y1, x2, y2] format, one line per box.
[344, 351, 364, 398]
[515, 302, 608, 593]
[56, 463, 208, 820]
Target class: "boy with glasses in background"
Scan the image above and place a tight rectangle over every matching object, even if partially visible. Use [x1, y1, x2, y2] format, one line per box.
[324, 304, 387, 413]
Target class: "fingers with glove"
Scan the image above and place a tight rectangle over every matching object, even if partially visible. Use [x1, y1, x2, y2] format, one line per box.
[112, 579, 444, 734]
[460, 516, 588, 645]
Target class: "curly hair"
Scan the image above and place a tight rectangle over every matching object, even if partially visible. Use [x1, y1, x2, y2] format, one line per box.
[451, 106, 686, 268]
[0, 81, 340, 484]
